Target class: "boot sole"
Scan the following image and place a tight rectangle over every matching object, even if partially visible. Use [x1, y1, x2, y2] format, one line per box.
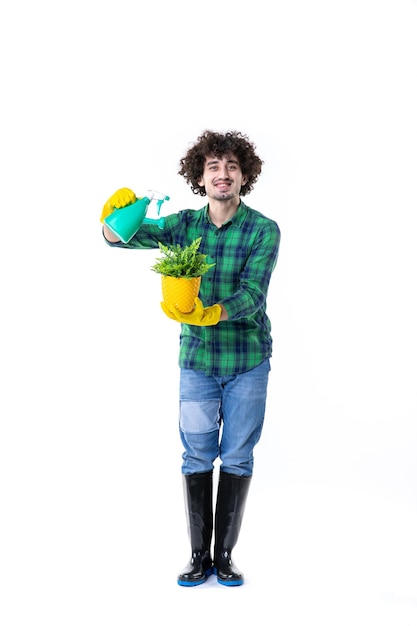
[216, 577, 244, 586]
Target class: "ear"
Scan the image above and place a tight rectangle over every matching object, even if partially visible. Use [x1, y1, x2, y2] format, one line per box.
[198, 177, 205, 187]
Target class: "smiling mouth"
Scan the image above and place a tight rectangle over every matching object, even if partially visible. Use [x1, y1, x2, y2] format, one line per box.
[215, 182, 230, 191]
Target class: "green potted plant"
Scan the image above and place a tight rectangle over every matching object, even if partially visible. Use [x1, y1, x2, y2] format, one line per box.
[151, 237, 215, 313]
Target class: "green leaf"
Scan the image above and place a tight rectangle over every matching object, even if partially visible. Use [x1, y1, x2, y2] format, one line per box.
[150, 237, 215, 278]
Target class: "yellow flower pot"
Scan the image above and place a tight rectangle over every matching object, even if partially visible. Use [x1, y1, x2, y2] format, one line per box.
[162, 275, 201, 313]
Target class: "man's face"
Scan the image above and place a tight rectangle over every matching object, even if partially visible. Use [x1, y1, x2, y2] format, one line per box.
[198, 154, 247, 202]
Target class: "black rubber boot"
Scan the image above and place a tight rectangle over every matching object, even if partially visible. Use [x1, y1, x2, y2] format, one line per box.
[214, 471, 252, 586]
[177, 471, 214, 586]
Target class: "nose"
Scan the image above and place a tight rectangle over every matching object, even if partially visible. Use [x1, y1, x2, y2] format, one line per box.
[217, 165, 230, 179]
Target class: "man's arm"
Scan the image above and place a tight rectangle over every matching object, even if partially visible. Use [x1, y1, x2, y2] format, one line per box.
[103, 224, 121, 243]
[219, 303, 229, 321]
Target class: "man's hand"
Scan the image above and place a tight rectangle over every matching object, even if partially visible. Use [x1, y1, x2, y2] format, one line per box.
[161, 298, 222, 326]
[100, 187, 137, 223]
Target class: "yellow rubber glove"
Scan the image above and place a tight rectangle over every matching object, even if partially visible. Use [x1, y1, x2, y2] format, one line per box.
[100, 187, 137, 223]
[161, 297, 222, 326]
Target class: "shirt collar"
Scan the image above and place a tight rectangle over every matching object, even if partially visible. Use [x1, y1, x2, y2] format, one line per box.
[203, 201, 248, 228]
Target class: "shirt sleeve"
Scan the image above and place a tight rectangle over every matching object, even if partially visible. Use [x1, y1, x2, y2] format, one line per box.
[102, 212, 184, 250]
[220, 220, 281, 320]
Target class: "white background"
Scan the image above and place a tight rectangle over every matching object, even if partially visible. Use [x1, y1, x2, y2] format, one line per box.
[1, 0, 417, 624]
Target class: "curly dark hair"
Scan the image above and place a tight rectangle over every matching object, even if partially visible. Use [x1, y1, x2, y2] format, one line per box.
[178, 130, 264, 197]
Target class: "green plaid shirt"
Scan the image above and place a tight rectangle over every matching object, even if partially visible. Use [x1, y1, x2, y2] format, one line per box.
[106, 201, 280, 376]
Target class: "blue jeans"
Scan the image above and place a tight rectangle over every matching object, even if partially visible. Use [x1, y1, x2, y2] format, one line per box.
[179, 358, 271, 476]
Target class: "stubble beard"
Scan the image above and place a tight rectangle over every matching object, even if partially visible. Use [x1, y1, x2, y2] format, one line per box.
[211, 188, 239, 203]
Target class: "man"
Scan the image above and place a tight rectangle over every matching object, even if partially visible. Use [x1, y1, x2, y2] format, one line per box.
[102, 130, 280, 586]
